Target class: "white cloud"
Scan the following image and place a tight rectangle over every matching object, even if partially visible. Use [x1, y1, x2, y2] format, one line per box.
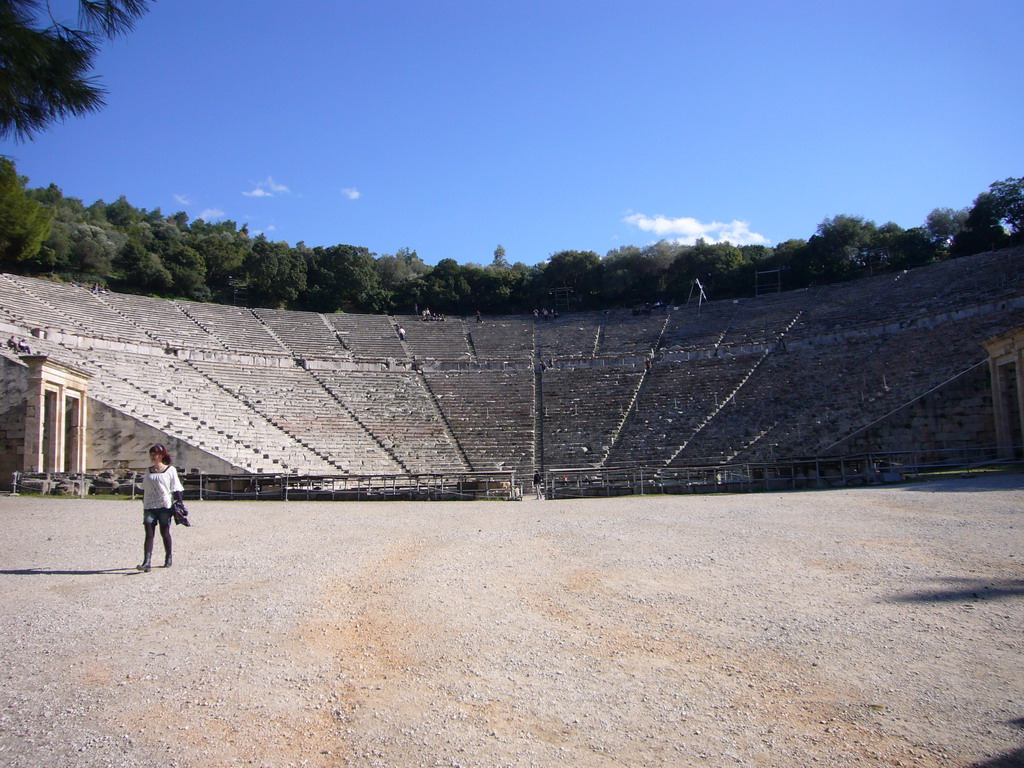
[341, 187, 361, 200]
[624, 213, 770, 246]
[174, 194, 193, 206]
[197, 208, 225, 221]
[244, 176, 291, 198]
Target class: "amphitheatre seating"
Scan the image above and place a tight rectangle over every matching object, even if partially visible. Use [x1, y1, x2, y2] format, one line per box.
[659, 300, 738, 352]
[535, 312, 602, 360]
[790, 250, 1024, 339]
[470, 315, 534, 361]
[424, 369, 535, 477]
[91, 351, 337, 473]
[97, 292, 227, 350]
[191, 360, 402, 474]
[4, 275, 151, 344]
[396, 315, 473, 360]
[542, 366, 644, 468]
[0, 274, 70, 332]
[314, 370, 468, 473]
[605, 355, 760, 466]
[717, 290, 814, 348]
[3, 245, 1024, 479]
[175, 301, 287, 355]
[597, 309, 668, 356]
[253, 308, 349, 360]
[1, 337, 330, 473]
[326, 314, 407, 359]
[680, 308, 1024, 465]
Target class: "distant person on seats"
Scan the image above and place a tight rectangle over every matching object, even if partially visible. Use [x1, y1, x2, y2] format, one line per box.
[137, 444, 184, 572]
[397, 325, 406, 341]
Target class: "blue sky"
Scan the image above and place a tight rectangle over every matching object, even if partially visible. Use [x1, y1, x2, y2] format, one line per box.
[4, 0, 1023, 266]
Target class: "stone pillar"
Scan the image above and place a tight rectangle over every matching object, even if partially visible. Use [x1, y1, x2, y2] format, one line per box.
[988, 358, 1011, 452]
[1016, 345, 1024, 453]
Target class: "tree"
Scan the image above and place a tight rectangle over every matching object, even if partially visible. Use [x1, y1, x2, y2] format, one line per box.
[415, 258, 472, 312]
[302, 244, 388, 313]
[542, 250, 602, 308]
[161, 240, 208, 300]
[114, 237, 172, 292]
[491, 243, 509, 270]
[376, 247, 429, 296]
[243, 236, 306, 308]
[988, 176, 1024, 240]
[0, 157, 51, 270]
[925, 207, 968, 246]
[791, 215, 876, 284]
[952, 192, 1009, 256]
[0, 0, 151, 141]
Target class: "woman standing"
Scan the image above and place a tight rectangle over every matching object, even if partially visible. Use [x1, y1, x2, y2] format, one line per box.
[138, 444, 184, 572]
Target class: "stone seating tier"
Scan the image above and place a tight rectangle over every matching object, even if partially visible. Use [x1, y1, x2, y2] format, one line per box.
[542, 367, 644, 468]
[326, 314, 406, 359]
[313, 370, 468, 474]
[2, 246, 1022, 475]
[177, 301, 288, 355]
[395, 315, 473, 360]
[423, 369, 535, 475]
[469, 316, 534, 360]
[190, 360, 402, 475]
[253, 308, 349, 359]
[5, 275, 152, 344]
[96, 292, 228, 350]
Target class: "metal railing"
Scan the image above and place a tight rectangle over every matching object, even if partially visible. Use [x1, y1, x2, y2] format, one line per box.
[541, 445, 1020, 498]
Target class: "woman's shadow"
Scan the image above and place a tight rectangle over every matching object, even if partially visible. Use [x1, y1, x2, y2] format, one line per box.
[0, 567, 140, 576]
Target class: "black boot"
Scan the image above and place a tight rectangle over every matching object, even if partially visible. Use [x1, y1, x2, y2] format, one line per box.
[136, 557, 151, 572]
[163, 553, 172, 568]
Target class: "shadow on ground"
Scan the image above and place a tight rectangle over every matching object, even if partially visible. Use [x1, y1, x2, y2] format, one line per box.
[0, 567, 138, 576]
[967, 745, 1024, 767]
[888, 578, 1024, 604]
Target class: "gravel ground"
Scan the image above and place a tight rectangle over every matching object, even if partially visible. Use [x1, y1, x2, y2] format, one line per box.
[1, 475, 1022, 768]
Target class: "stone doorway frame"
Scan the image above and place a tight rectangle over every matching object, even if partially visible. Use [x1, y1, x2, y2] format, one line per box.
[983, 327, 1024, 458]
[21, 355, 91, 473]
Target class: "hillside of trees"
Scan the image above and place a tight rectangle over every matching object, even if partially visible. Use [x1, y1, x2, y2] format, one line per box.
[1, 159, 1021, 315]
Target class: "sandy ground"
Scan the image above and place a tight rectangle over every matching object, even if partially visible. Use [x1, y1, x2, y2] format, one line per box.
[0, 475, 1022, 768]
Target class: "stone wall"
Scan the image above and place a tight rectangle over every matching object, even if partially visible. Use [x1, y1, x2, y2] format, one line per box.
[832, 363, 995, 459]
[0, 356, 28, 489]
[86, 400, 238, 475]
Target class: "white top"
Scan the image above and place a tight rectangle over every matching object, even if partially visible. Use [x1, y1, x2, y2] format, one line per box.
[142, 465, 184, 510]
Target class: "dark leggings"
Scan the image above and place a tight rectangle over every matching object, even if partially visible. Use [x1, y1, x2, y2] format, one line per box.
[143, 520, 172, 561]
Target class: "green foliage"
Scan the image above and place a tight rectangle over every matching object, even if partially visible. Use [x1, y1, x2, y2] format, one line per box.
[0, 157, 1018, 314]
[0, 1, 151, 141]
[925, 207, 969, 246]
[302, 244, 389, 313]
[542, 250, 602, 308]
[376, 247, 429, 299]
[952, 192, 1010, 256]
[987, 176, 1024, 240]
[491, 244, 509, 270]
[0, 158, 51, 270]
[115, 238, 172, 292]
[244, 236, 306, 308]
